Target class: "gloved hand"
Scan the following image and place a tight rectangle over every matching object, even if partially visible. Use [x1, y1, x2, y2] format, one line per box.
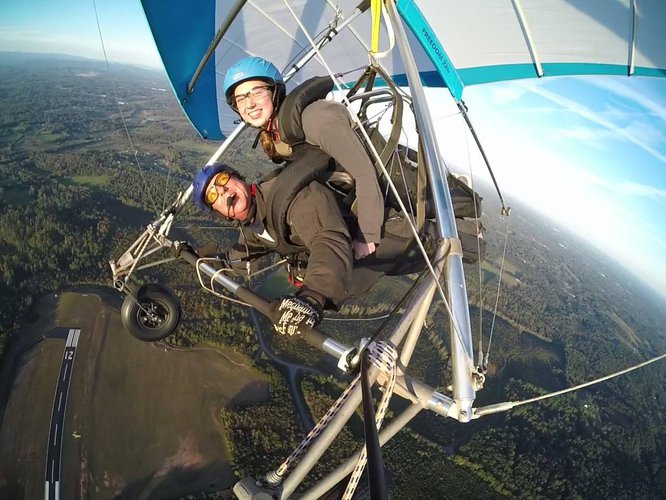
[268, 294, 323, 337]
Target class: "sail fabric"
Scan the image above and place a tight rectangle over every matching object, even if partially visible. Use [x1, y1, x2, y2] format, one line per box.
[140, 0, 665, 140]
[409, 0, 666, 86]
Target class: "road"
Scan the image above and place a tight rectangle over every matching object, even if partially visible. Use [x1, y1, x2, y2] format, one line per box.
[44, 328, 81, 500]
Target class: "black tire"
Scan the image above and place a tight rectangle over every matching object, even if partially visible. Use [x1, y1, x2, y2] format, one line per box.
[120, 283, 181, 342]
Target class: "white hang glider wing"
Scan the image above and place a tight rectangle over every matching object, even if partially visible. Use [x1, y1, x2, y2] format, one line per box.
[141, 0, 665, 140]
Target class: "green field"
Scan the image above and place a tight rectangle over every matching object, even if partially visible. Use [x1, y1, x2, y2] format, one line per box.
[480, 258, 521, 287]
[64, 174, 110, 186]
[606, 310, 641, 349]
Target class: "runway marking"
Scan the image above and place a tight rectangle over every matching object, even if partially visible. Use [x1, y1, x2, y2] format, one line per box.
[44, 481, 49, 499]
[73, 329, 81, 347]
[65, 329, 74, 348]
[58, 393, 63, 412]
[62, 364, 69, 381]
[53, 424, 58, 446]
[55, 481, 60, 500]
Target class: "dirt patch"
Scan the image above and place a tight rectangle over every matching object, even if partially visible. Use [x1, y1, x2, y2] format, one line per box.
[606, 310, 640, 349]
[156, 434, 206, 477]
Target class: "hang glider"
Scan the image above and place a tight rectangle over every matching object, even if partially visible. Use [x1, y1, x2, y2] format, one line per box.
[108, 1, 666, 498]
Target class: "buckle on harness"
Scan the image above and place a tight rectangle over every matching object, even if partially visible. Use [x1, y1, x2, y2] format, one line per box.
[286, 258, 306, 287]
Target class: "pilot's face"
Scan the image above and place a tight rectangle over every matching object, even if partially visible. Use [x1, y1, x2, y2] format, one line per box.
[206, 173, 252, 221]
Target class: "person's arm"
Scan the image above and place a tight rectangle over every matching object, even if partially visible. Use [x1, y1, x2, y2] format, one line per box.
[286, 182, 353, 309]
[301, 100, 384, 248]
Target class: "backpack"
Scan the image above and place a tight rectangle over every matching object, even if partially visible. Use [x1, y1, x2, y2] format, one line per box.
[365, 128, 486, 264]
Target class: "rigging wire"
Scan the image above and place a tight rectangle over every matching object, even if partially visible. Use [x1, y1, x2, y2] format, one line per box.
[324, 314, 391, 322]
[161, 162, 175, 213]
[247, 0, 312, 52]
[475, 353, 666, 417]
[458, 110, 512, 372]
[91, 0, 164, 216]
[485, 215, 512, 369]
[280, 14, 342, 77]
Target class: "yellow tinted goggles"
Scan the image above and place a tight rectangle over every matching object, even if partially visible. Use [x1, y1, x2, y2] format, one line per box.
[205, 171, 231, 206]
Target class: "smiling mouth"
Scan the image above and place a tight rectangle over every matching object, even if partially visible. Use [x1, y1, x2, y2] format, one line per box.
[226, 193, 237, 209]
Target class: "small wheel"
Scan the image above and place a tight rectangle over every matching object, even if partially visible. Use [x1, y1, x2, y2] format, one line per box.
[120, 283, 181, 341]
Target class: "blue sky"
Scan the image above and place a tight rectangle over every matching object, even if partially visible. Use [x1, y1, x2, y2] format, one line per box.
[1, 0, 665, 299]
[0, 0, 162, 69]
[458, 76, 666, 300]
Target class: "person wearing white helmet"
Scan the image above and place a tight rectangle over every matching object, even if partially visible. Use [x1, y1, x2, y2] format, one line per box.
[223, 56, 384, 261]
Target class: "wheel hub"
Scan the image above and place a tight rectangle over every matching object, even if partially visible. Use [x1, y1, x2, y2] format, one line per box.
[138, 301, 167, 328]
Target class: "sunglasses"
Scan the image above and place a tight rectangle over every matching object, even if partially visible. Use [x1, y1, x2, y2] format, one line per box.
[205, 171, 231, 206]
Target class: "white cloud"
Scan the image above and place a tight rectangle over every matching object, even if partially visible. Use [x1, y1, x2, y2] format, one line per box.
[485, 84, 529, 106]
[550, 125, 615, 148]
[614, 181, 666, 199]
[583, 76, 666, 122]
[519, 81, 666, 163]
[620, 120, 665, 150]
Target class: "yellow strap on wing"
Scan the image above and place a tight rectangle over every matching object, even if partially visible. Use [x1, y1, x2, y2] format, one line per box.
[371, 0, 381, 54]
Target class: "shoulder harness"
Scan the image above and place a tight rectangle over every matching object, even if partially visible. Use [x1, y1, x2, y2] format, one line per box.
[277, 76, 335, 145]
[263, 147, 334, 256]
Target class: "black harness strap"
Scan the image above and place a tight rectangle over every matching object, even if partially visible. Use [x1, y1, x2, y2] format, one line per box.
[264, 148, 333, 256]
[277, 76, 335, 145]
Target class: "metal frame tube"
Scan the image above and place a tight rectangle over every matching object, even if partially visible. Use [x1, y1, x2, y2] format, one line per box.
[399, 278, 437, 368]
[178, 248, 347, 357]
[445, 260, 475, 417]
[278, 259, 454, 495]
[397, 241, 450, 368]
[280, 368, 379, 498]
[187, 0, 248, 95]
[385, 0, 475, 422]
[392, 373, 454, 417]
[384, 243, 447, 350]
[300, 402, 423, 500]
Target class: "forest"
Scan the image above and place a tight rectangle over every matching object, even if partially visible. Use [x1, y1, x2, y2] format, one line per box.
[0, 53, 664, 498]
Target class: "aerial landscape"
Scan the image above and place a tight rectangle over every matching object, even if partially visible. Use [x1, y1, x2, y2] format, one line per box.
[0, 51, 664, 499]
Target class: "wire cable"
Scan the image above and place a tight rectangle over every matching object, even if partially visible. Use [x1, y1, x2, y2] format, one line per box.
[485, 215, 512, 369]
[91, 0, 161, 215]
[474, 353, 666, 417]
